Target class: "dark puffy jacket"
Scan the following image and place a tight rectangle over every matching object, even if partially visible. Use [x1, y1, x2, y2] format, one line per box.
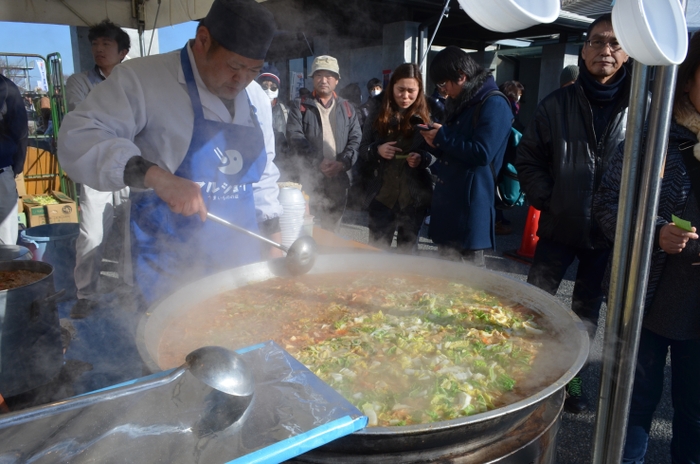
[286, 95, 362, 187]
[0, 75, 28, 174]
[429, 74, 513, 251]
[594, 121, 700, 339]
[515, 78, 630, 249]
[358, 110, 433, 210]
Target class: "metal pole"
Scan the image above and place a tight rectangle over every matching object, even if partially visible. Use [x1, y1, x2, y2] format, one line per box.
[591, 60, 649, 463]
[604, 61, 679, 463]
[419, 0, 450, 68]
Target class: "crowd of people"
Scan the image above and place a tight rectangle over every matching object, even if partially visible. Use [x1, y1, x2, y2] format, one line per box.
[1, 1, 698, 461]
[266, 48, 522, 255]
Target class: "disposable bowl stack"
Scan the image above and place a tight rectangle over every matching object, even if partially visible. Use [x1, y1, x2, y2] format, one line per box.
[278, 187, 307, 248]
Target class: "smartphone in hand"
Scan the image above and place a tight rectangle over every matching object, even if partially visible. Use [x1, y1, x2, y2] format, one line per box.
[410, 115, 433, 131]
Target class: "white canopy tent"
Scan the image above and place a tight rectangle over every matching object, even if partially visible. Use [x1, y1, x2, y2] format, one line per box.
[0, 0, 218, 30]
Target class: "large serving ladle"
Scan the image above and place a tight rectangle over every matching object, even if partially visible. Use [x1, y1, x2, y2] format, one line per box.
[207, 212, 318, 275]
[186, 346, 253, 397]
[0, 346, 253, 428]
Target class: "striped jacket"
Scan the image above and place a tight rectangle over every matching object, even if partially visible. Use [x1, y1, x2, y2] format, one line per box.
[593, 121, 700, 338]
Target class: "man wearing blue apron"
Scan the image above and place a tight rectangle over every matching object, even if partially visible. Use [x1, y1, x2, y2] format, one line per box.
[58, 0, 283, 305]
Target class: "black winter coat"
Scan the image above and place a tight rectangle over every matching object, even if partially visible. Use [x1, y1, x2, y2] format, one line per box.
[515, 77, 630, 249]
[358, 111, 433, 211]
[0, 75, 28, 173]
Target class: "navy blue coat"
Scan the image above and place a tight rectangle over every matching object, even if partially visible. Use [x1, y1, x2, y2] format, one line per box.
[429, 76, 513, 250]
[0, 75, 28, 174]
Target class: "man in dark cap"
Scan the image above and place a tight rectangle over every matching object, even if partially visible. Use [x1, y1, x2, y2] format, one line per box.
[359, 77, 383, 129]
[559, 64, 579, 88]
[256, 65, 290, 178]
[58, 0, 284, 305]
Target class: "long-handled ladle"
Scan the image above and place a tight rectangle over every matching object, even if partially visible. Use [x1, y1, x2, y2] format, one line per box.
[206, 212, 317, 275]
[0, 346, 253, 428]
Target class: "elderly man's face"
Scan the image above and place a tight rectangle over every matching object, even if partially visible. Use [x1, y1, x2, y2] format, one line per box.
[313, 71, 338, 98]
[193, 27, 263, 100]
[581, 21, 629, 84]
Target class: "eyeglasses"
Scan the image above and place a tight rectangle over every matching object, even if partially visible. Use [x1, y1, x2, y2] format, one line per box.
[436, 81, 447, 89]
[262, 83, 278, 92]
[585, 39, 623, 52]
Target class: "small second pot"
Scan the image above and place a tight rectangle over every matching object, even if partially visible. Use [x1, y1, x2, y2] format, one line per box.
[0, 260, 64, 397]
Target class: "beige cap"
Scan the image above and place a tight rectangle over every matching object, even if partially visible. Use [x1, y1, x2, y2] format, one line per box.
[309, 55, 340, 78]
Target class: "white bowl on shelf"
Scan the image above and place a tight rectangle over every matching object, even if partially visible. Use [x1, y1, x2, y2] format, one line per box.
[457, 0, 560, 33]
[612, 0, 687, 66]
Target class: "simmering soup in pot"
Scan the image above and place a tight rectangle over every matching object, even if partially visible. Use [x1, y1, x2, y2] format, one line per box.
[158, 272, 560, 427]
[0, 270, 47, 291]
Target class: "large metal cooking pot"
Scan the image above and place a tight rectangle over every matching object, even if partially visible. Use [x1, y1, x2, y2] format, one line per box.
[0, 260, 64, 397]
[136, 254, 588, 456]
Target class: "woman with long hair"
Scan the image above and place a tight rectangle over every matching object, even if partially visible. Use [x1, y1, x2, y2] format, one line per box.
[358, 63, 434, 251]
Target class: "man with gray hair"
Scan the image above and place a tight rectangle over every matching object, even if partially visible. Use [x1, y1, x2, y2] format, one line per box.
[59, 0, 284, 305]
[286, 55, 362, 230]
[515, 14, 630, 413]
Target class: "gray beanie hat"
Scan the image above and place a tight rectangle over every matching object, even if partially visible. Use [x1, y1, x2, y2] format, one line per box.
[559, 65, 580, 87]
[201, 0, 277, 60]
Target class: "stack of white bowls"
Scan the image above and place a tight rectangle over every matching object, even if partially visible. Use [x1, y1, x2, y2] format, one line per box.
[278, 187, 307, 248]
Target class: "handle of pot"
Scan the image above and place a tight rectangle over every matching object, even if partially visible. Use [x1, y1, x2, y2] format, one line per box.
[30, 289, 66, 323]
[21, 238, 39, 258]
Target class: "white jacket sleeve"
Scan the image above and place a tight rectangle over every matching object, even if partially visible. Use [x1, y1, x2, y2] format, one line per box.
[248, 83, 283, 222]
[65, 73, 91, 112]
[58, 65, 147, 192]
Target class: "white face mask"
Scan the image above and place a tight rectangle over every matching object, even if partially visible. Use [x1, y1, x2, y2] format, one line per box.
[264, 88, 279, 101]
[370, 89, 382, 97]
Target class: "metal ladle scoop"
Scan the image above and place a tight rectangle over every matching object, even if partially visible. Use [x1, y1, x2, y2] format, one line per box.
[207, 212, 317, 275]
[186, 346, 253, 397]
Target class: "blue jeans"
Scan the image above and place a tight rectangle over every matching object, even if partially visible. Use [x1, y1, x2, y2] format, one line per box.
[623, 328, 700, 464]
[526, 237, 610, 339]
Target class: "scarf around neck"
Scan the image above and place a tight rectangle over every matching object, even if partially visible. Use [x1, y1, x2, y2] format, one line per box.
[579, 64, 628, 106]
[445, 69, 495, 119]
[674, 94, 700, 162]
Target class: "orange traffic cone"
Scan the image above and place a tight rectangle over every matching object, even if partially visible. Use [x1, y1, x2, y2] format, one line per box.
[504, 206, 540, 263]
[0, 393, 8, 414]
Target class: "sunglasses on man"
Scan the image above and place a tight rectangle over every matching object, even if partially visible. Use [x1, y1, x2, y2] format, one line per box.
[260, 81, 279, 92]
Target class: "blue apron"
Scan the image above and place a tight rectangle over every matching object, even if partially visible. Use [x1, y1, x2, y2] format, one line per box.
[130, 47, 267, 304]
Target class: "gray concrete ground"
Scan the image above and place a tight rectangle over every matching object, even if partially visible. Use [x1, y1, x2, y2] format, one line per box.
[339, 205, 674, 464]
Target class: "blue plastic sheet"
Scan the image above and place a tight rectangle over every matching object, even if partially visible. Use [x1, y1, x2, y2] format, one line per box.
[0, 341, 367, 463]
